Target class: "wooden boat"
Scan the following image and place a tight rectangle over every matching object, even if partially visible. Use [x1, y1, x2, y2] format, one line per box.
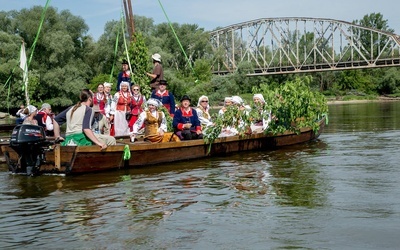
[1, 117, 326, 175]
[0, 123, 16, 132]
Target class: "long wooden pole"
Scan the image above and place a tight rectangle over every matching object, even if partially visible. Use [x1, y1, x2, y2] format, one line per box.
[122, 0, 132, 40]
[127, 0, 135, 37]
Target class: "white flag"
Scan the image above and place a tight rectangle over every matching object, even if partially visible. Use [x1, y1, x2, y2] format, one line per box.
[20, 42, 28, 91]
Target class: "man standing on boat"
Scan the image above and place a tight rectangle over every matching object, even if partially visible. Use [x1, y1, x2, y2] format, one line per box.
[151, 79, 175, 117]
[53, 89, 116, 149]
[116, 59, 131, 91]
[146, 53, 163, 91]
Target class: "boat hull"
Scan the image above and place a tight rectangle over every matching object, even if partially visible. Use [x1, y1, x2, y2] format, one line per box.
[1, 118, 325, 175]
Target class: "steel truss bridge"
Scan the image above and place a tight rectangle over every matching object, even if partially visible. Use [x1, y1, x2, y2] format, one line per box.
[210, 17, 400, 76]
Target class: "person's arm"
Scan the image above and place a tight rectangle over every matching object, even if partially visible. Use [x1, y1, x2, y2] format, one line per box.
[159, 112, 167, 132]
[172, 110, 184, 131]
[53, 107, 71, 139]
[108, 93, 118, 122]
[169, 93, 175, 116]
[131, 112, 146, 134]
[192, 109, 202, 134]
[82, 107, 106, 149]
[146, 72, 156, 79]
[45, 116, 54, 131]
[196, 108, 212, 127]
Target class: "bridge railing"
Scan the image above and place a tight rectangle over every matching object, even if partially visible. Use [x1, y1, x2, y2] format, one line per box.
[210, 17, 400, 75]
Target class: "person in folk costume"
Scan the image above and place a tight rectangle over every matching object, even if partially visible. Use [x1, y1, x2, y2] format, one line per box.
[116, 59, 131, 91]
[250, 94, 271, 133]
[130, 98, 180, 143]
[150, 79, 175, 117]
[22, 105, 38, 125]
[128, 84, 147, 131]
[173, 95, 203, 140]
[195, 95, 213, 134]
[218, 96, 233, 116]
[93, 83, 106, 115]
[103, 82, 114, 135]
[146, 53, 163, 91]
[53, 89, 116, 148]
[35, 103, 55, 136]
[110, 81, 132, 136]
[218, 96, 251, 137]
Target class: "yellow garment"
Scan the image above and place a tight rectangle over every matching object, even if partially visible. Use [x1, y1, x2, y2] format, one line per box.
[144, 111, 180, 143]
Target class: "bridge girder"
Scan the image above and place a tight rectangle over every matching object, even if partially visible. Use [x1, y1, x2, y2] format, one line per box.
[210, 17, 400, 75]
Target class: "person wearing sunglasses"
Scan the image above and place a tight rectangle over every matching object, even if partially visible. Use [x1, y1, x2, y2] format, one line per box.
[128, 85, 146, 131]
[195, 95, 213, 132]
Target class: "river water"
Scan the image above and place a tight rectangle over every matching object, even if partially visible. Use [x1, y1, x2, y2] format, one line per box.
[1, 102, 400, 249]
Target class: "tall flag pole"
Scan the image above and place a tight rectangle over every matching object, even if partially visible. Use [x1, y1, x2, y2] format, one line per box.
[20, 41, 30, 106]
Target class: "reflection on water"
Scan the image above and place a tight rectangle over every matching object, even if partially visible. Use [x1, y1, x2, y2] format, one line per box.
[1, 102, 400, 249]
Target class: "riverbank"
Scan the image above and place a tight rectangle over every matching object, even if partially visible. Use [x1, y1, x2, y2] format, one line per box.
[327, 96, 400, 105]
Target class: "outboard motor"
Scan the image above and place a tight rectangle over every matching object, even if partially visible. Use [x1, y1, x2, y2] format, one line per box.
[9, 124, 51, 175]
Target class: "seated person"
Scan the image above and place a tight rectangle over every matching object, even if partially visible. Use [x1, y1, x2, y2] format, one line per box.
[16, 104, 26, 124]
[35, 103, 55, 136]
[250, 94, 271, 133]
[22, 105, 38, 125]
[92, 105, 110, 135]
[218, 96, 233, 116]
[196, 95, 213, 129]
[173, 95, 203, 140]
[218, 96, 250, 137]
[130, 98, 180, 143]
[53, 89, 116, 148]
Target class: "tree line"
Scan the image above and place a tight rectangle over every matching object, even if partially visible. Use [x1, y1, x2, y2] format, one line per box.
[1, 6, 400, 113]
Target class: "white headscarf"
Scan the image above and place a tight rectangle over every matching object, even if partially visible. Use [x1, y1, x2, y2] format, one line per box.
[231, 96, 243, 105]
[27, 105, 37, 115]
[147, 98, 161, 108]
[197, 95, 209, 109]
[253, 94, 265, 104]
[120, 81, 130, 87]
[224, 97, 233, 102]
[104, 82, 112, 88]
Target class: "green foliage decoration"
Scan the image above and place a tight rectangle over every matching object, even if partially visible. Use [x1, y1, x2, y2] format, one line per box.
[256, 77, 328, 134]
[158, 105, 174, 132]
[204, 77, 328, 148]
[128, 33, 151, 97]
[203, 105, 251, 151]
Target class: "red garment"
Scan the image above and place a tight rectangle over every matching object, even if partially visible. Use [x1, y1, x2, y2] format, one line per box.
[130, 95, 144, 115]
[128, 95, 145, 129]
[37, 111, 48, 125]
[116, 91, 132, 112]
[93, 92, 106, 115]
[110, 123, 115, 136]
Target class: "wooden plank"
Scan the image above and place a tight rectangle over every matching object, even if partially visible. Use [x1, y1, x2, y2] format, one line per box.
[54, 144, 61, 170]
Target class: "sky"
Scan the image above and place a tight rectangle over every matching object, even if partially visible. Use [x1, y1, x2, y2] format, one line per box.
[1, 0, 399, 41]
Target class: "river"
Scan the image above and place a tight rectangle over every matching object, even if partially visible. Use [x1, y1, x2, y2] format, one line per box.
[1, 101, 400, 249]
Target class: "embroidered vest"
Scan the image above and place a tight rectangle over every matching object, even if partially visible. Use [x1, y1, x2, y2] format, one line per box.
[144, 111, 163, 137]
[131, 95, 144, 115]
[116, 91, 132, 112]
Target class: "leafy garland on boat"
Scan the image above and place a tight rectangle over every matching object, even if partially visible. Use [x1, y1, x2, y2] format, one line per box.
[204, 77, 328, 145]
